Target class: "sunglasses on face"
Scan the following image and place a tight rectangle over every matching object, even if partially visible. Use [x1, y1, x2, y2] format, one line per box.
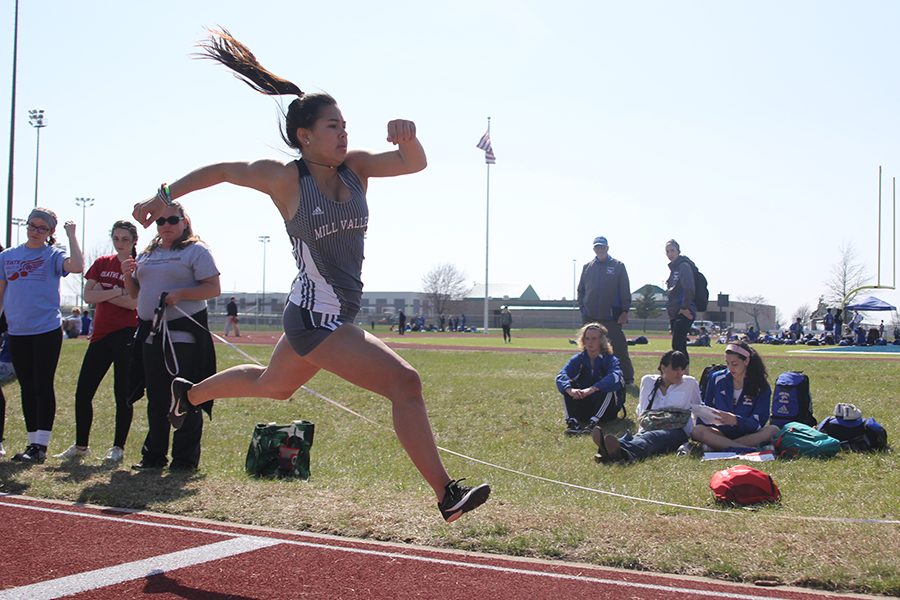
[155, 215, 184, 226]
[27, 223, 50, 234]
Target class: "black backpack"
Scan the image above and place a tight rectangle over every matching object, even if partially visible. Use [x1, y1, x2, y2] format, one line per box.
[680, 256, 709, 312]
[699, 364, 726, 399]
[770, 372, 816, 428]
[818, 416, 888, 451]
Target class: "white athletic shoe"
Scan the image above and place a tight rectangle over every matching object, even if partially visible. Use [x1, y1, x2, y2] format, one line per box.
[53, 444, 91, 460]
[103, 446, 125, 463]
[0, 441, 5, 458]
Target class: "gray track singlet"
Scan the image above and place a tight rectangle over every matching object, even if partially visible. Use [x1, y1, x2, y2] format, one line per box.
[284, 159, 368, 321]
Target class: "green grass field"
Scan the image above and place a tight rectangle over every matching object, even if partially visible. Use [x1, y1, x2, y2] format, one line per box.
[1, 329, 898, 595]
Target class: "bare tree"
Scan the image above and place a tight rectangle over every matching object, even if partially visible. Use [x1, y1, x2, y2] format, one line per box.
[421, 263, 471, 317]
[737, 295, 768, 331]
[793, 303, 812, 324]
[824, 242, 869, 307]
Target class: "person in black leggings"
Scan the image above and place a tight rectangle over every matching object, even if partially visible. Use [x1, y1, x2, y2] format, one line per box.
[122, 203, 220, 471]
[0, 208, 83, 462]
[54, 221, 140, 463]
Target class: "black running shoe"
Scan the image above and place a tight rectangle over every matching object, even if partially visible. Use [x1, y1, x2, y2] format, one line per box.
[11, 444, 46, 463]
[564, 419, 582, 436]
[131, 459, 166, 471]
[169, 377, 195, 430]
[438, 479, 491, 522]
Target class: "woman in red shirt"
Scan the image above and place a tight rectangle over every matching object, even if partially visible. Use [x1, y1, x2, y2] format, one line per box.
[55, 221, 139, 463]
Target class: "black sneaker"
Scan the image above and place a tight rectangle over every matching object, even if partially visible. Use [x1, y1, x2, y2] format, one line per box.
[564, 419, 582, 436]
[438, 479, 491, 523]
[11, 444, 47, 463]
[169, 377, 195, 430]
[131, 458, 167, 471]
[168, 460, 198, 473]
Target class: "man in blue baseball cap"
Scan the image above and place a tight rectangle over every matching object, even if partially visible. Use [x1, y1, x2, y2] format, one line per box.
[577, 235, 634, 385]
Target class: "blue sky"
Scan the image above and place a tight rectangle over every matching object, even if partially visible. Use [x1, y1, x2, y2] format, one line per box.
[1, 1, 898, 323]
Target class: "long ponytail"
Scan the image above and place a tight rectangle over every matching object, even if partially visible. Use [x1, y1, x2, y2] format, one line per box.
[196, 27, 335, 152]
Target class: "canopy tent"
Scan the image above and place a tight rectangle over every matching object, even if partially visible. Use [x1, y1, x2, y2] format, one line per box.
[845, 296, 897, 311]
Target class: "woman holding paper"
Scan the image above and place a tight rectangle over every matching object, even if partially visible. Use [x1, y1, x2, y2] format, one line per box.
[592, 350, 700, 463]
[691, 340, 779, 450]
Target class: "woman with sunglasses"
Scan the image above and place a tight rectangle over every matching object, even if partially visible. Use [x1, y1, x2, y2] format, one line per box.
[131, 29, 489, 521]
[122, 204, 220, 471]
[54, 221, 140, 464]
[0, 208, 83, 462]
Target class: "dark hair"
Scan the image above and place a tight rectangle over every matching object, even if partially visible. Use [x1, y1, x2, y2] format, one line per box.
[33, 206, 58, 246]
[725, 340, 768, 398]
[142, 202, 201, 254]
[111, 220, 139, 259]
[197, 27, 337, 152]
[659, 350, 689, 371]
[665, 239, 680, 252]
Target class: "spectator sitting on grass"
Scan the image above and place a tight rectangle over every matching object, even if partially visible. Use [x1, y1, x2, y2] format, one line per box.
[555, 322, 624, 436]
[691, 340, 779, 451]
[592, 350, 700, 464]
[686, 326, 710, 347]
[63, 308, 82, 339]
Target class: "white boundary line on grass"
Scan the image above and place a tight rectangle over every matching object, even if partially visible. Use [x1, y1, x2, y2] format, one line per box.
[175, 308, 900, 526]
[0, 499, 854, 600]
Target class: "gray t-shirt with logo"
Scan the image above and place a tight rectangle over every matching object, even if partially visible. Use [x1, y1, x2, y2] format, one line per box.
[135, 243, 220, 341]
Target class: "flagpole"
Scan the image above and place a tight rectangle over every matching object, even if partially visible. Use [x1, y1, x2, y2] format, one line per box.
[483, 116, 491, 334]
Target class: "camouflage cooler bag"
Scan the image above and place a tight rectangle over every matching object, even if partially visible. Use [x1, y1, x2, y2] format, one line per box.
[245, 420, 315, 480]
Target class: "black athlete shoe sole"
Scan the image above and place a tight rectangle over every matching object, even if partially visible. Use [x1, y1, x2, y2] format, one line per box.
[441, 483, 491, 523]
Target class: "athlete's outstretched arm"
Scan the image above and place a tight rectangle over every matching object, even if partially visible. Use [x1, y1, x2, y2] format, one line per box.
[346, 119, 427, 180]
[132, 160, 294, 227]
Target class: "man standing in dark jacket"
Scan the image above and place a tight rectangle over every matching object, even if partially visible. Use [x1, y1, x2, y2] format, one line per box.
[577, 236, 634, 385]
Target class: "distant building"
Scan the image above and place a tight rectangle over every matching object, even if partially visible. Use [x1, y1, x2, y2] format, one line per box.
[210, 284, 776, 331]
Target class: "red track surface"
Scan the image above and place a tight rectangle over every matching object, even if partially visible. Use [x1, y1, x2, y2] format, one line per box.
[0, 495, 877, 600]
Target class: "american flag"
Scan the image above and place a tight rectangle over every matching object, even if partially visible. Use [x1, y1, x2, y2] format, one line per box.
[476, 132, 496, 164]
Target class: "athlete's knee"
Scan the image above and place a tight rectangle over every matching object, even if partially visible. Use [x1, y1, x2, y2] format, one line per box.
[390, 364, 423, 399]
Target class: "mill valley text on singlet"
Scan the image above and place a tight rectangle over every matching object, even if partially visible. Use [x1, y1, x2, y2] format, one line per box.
[284, 159, 369, 320]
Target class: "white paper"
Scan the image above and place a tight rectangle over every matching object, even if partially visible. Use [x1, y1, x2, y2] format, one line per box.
[702, 451, 776, 462]
[691, 404, 724, 425]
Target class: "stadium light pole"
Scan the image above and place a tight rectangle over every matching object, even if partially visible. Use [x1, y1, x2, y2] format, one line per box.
[5, 0, 20, 248]
[258, 235, 270, 328]
[11, 217, 26, 245]
[75, 197, 94, 308]
[28, 109, 46, 208]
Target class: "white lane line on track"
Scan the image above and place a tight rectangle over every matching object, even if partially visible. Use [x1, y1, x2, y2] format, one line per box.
[0, 500, 851, 600]
[0, 537, 280, 600]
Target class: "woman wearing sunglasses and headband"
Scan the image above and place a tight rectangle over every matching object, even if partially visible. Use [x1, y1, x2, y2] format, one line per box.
[131, 29, 489, 522]
[122, 203, 221, 471]
[691, 340, 779, 450]
[54, 221, 140, 464]
[0, 208, 83, 462]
